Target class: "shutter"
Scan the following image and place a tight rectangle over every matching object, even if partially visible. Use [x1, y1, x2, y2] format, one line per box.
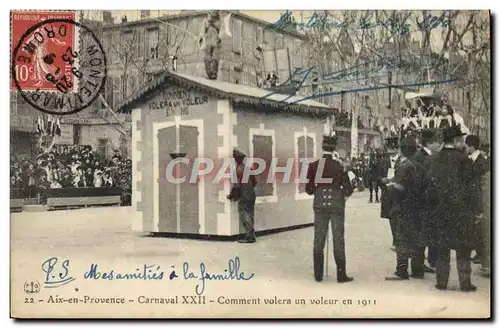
[297, 135, 306, 194]
[113, 76, 121, 103]
[256, 26, 263, 45]
[306, 136, 314, 160]
[263, 50, 276, 74]
[232, 19, 242, 53]
[253, 135, 274, 197]
[293, 39, 302, 69]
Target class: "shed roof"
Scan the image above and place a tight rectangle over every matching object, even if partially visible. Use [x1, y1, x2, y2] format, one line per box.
[117, 70, 333, 117]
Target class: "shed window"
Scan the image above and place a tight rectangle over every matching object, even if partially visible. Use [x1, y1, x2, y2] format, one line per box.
[295, 131, 316, 196]
[252, 135, 274, 197]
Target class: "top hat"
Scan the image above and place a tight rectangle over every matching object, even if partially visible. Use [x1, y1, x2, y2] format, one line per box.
[442, 124, 466, 142]
[420, 128, 436, 142]
[322, 135, 337, 151]
[400, 136, 418, 149]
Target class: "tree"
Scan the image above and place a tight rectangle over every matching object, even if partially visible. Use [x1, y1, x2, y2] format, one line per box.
[302, 10, 490, 142]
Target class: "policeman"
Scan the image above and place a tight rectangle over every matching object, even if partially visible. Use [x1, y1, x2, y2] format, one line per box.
[306, 135, 354, 283]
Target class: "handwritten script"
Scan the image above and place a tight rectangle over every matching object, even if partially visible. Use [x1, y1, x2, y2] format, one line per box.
[41, 256, 254, 295]
[271, 10, 450, 35]
[261, 55, 450, 104]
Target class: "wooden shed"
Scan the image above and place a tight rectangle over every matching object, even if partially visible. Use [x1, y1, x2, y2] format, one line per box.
[118, 71, 333, 237]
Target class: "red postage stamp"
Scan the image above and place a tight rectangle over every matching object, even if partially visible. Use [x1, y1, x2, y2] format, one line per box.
[11, 11, 77, 92]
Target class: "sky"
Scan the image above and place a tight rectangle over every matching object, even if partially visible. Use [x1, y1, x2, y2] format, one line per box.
[84, 10, 304, 24]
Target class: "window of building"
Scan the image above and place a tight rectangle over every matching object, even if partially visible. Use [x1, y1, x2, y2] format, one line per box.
[112, 32, 121, 64]
[147, 28, 159, 59]
[256, 26, 263, 45]
[105, 78, 114, 109]
[136, 29, 144, 59]
[97, 138, 109, 158]
[242, 71, 250, 86]
[231, 68, 242, 85]
[113, 76, 121, 105]
[102, 32, 112, 60]
[295, 129, 316, 199]
[10, 92, 17, 115]
[122, 30, 134, 60]
[249, 124, 277, 203]
[128, 75, 137, 97]
[73, 125, 82, 145]
[121, 75, 127, 98]
[275, 34, 284, 49]
[232, 19, 242, 54]
[293, 39, 302, 69]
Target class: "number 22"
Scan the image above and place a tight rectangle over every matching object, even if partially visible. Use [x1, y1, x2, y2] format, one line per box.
[24, 297, 34, 304]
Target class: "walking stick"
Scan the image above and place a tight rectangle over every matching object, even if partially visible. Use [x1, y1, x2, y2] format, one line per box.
[325, 224, 329, 278]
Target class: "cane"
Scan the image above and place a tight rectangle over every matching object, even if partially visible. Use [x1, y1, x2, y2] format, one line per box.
[325, 225, 329, 278]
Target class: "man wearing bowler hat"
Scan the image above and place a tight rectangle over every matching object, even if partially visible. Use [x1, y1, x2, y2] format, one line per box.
[413, 129, 443, 273]
[306, 134, 354, 283]
[380, 135, 400, 251]
[428, 124, 477, 291]
[385, 136, 426, 280]
[227, 149, 257, 243]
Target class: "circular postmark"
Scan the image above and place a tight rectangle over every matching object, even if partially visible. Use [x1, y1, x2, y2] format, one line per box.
[11, 18, 107, 115]
[24, 280, 41, 294]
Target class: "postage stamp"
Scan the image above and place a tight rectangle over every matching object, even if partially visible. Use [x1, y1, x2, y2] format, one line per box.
[11, 12, 107, 115]
[9, 9, 491, 320]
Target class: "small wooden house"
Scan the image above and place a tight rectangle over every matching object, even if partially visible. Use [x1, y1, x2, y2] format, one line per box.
[118, 71, 333, 237]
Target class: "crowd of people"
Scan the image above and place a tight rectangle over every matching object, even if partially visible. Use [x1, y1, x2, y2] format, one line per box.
[336, 111, 366, 129]
[377, 127, 490, 290]
[10, 145, 132, 205]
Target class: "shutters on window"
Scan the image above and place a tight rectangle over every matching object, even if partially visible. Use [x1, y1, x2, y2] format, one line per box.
[252, 135, 273, 197]
[232, 19, 242, 53]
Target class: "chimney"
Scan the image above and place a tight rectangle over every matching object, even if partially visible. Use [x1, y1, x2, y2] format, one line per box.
[102, 11, 113, 25]
[140, 10, 150, 19]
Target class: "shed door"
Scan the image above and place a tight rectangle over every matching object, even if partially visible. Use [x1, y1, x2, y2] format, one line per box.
[158, 126, 177, 233]
[157, 124, 200, 234]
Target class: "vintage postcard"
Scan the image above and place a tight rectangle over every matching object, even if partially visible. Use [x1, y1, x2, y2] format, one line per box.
[10, 9, 491, 319]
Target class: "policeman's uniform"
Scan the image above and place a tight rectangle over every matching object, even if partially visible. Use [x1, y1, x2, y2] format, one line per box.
[306, 135, 354, 283]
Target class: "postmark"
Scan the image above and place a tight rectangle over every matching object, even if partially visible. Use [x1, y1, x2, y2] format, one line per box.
[11, 14, 107, 115]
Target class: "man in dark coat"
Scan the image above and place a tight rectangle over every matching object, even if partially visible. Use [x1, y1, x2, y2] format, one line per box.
[385, 137, 426, 280]
[428, 125, 476, 291]
[465, 135, 489, 267]
[368, 150, 383, 203]
[306, 135, 354, 283]
[380, 136, 400, 250]
[227, 149, 257, 243]
[413, 129, 443, 273]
